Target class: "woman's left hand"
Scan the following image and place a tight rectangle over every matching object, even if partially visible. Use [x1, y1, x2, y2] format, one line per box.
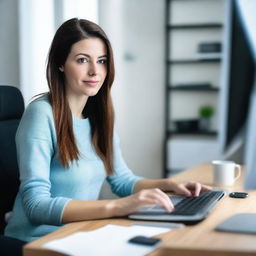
[134, 179, 212, 197]
[170, 181, 212, 197]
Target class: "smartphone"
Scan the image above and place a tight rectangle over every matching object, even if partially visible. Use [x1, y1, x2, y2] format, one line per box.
[229, 192, 248, 198]
[128, 236, 161, 246]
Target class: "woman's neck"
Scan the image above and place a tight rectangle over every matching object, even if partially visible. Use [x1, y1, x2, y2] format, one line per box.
[67, 94, 88, 119]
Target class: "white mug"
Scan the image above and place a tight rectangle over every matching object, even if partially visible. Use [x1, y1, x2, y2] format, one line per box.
[212, 160, 241, 186]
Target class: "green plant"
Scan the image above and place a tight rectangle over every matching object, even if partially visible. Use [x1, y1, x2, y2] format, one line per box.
[198, 105, 214, 119]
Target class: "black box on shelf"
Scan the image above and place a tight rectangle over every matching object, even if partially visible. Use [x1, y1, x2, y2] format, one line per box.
[198, 42, 222, 53]
[173, 119, 199, 133]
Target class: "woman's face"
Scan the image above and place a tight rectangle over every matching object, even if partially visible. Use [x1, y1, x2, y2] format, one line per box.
[60, 38, 108, 98]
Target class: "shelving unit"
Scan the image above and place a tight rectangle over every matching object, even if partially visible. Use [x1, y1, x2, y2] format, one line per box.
[169, 87, 219, 92]
[168, 24, 223, 29]
[164, 0, 226, 177]
[168, 59, 221, 64]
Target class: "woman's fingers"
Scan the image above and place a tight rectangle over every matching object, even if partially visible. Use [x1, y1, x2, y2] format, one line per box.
[172, 181, 212, 196]
[187, 182, 202, 196]
[172, 183, 192, 196]
[185, 181, 212, 196]
[201, 184, 212, 192]
[137, 188, 174, 212]
[148, 189, 174, 212]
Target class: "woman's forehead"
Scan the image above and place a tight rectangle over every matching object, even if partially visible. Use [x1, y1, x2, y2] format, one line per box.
[70, 38, 107, 57]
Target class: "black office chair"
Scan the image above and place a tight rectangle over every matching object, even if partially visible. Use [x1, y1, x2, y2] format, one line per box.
[0, 85, 26, 255]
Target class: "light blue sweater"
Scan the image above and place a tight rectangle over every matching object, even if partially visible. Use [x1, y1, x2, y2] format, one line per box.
[5, 96, 141, 242]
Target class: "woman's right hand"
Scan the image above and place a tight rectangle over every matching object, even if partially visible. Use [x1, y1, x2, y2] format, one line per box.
[108, 188, 174, 217]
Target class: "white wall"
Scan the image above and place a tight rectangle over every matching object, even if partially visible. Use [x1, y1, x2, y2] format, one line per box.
[0, 0, 19, 87]
[18, 0, 55, 105]
[99, 0, 165, 179]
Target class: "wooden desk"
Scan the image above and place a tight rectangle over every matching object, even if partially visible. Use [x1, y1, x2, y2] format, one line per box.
[24, 163, 256, 256]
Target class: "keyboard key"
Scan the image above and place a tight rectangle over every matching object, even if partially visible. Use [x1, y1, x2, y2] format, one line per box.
[170, 191, 223, 215]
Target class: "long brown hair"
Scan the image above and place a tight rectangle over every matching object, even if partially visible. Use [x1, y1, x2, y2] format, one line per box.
[46, 18, 115, 175]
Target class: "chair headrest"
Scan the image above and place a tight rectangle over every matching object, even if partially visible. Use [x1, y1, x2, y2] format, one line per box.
[0, 86, 24, 120]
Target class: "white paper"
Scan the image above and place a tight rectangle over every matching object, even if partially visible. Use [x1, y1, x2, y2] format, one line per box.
[43, 224, 171, 256]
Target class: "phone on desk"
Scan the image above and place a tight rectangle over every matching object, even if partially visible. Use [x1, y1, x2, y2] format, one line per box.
[229, 192, 248, 198]
[128, 236, 160, 246]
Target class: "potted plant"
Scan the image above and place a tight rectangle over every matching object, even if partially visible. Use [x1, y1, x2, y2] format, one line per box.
[198, 105, 215, 131]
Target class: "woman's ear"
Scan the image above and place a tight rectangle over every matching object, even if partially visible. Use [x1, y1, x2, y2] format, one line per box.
[59, 66, 64, 72]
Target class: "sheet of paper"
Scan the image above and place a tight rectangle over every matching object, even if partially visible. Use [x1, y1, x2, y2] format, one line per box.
[43, 224, 171, 256]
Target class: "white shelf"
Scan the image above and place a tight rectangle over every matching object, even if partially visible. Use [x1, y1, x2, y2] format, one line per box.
[169, 0, 225, 25]
[165, 0, 227, 175]
[167, 137, 221, 170]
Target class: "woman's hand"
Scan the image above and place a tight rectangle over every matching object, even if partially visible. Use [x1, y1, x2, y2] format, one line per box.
[62, 180, 212, 223]
[109, 179, 213, 217]
[108, 188, 174, 217]
[170, 181, 212, 197]
[134, 178, 212, 197]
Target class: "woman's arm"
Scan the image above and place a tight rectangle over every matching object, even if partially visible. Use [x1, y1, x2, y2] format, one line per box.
[62, 178, 212, 223]
[62, 200, 114, 223]
[17, 99, 71, 226]
[62, 187, 174, 223]
[133, 178, 212, 196]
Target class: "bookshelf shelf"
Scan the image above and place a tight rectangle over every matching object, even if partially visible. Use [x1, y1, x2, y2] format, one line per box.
[168, 23, 223, 29]
[168, 86, 219, 92]
[168, 130, 218, 136]
[168, 58, 221, 64]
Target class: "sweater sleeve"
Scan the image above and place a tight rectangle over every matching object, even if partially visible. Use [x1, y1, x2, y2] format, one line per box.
[16, 99, 70, 226]
[106, 132, 143, 197]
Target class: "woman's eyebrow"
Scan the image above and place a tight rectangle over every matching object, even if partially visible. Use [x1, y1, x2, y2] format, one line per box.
[98, 55, 107, 59]
[75, 53, 107, 58]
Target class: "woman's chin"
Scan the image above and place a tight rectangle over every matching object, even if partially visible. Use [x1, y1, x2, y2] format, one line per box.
[83, 88, 100, 97]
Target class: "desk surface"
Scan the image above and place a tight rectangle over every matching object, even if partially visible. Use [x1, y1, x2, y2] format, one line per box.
[24, 163, 256, 256]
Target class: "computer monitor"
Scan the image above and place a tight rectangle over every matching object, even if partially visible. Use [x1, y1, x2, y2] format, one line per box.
[244, 84, 256, 189]
[221, 0, 256, 188]
[221, 0, 256, 165]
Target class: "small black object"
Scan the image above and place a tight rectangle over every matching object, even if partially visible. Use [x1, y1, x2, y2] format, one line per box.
[229, 192, 248, 198]
[198, 42, 222, 53]
[174, 119, 199, 133]
[128, 236, 160, 246]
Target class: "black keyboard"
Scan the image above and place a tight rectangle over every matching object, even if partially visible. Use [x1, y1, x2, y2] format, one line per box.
[170, 191, 224, 216]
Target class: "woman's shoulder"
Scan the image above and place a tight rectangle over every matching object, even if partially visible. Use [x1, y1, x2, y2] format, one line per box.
[21, 94, 54, 127]
[17, 94, 56, 140]
[26, 94, 52, 114]
[27, 94, 52, 111]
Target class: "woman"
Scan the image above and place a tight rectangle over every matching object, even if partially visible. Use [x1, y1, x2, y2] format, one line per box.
[5, 18, 211, 242]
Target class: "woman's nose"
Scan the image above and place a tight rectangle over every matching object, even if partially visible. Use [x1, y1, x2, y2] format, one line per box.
[88, 63, 98, 76]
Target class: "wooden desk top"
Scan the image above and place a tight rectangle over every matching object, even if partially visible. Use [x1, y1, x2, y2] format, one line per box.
[24, 163, 256, 256]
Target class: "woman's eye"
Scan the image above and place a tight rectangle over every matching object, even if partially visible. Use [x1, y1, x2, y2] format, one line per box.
[77, 58, 88, 63]
[98, 59, 107, 64]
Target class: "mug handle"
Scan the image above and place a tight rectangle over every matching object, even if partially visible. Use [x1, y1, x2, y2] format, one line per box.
[234, 164, 241, 181]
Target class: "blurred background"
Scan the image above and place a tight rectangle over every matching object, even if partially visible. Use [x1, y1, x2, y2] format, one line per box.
[0, 0, 255, 196]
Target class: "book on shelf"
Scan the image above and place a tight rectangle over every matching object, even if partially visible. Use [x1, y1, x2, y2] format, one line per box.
[198, 42, 222, 53]
[197, 42, 222, 60]
[172, 119, 199, 133]
[171, 83, 214, 90]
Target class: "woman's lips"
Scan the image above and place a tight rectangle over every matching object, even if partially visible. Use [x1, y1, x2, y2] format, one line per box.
[84, 80, 99, 86]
